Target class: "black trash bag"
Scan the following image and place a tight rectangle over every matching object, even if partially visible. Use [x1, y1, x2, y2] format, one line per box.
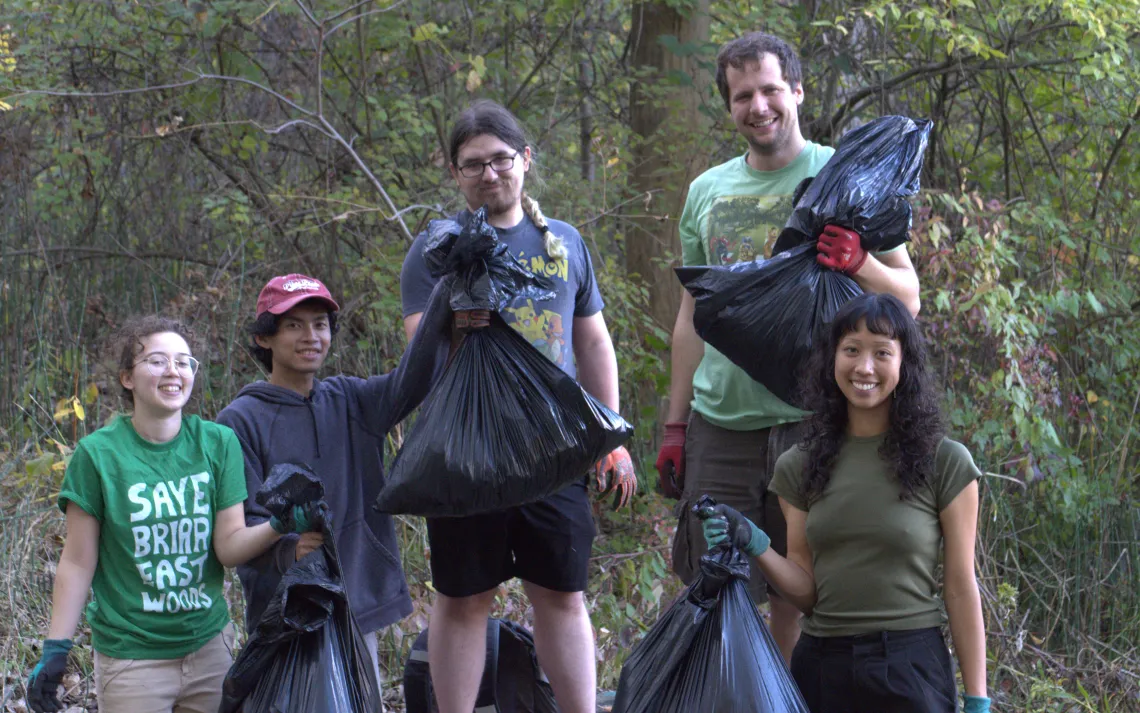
[682, 244, 862, 406]
[404, 618, 559, 713]
[775, 115, 933, 254]
[611, 496, 809, 713]
[220, 464, 382, 713]
[683, 115, 932, 404]
[375, 208, 633, 518]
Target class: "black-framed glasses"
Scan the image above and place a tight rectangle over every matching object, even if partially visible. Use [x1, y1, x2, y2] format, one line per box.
[457, 152, 519, 178]
[135, 354, 200, 376]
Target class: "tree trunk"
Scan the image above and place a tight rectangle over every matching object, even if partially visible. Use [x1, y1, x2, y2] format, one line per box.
[626, 0, 711, 331]
[626, 0, 711, 430]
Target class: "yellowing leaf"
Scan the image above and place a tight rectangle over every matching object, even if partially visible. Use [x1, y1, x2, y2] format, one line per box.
[52, 460, 68, 472]
[1086, 391, 1099, 404]
[606, 157, 620, 168]
[0, 99, 12, 112]
[72, 397, 86, 422]
[53, 398, 72, 423]
[84, 382, 99, 405]
[465, 69, 482, 92]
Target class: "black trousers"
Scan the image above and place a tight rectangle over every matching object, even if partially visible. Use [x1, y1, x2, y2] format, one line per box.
[791, 627, 957, 713]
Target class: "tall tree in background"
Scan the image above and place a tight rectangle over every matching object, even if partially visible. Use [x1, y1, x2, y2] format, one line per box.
[626, 0, 712, 335]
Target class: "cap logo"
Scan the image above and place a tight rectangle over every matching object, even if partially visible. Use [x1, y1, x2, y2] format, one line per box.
[282, 279, 322, 293]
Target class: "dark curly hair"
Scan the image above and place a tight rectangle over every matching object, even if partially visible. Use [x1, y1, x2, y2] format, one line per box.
[798, 293, 944, 503]
[715, 32, 803, 111]
[112, 315, 197, 407]
[246, 308, 339, 373]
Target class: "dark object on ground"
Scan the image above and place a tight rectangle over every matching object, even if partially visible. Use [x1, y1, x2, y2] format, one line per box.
[220, 463, 381, 713]
[403, 618, 560, 713]
[684, 116, 932, 404]
[376, 208, 633, 517]
[610, 496, 810, 713]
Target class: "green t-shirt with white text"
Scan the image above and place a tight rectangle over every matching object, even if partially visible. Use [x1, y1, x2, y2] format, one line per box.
[679, 143, 835, 431]
[58, 415, 247, 659]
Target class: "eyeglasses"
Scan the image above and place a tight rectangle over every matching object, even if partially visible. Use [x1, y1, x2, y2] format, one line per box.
[135, 354, 200, 376]
[457, 153, 519, 178]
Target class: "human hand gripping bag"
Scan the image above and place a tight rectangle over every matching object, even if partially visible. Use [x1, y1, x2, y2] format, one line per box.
[374, 206, 633, 518]
[611, 496, 809, 713]
[682, 115, 933, 406]
[220, 463, 382, 713]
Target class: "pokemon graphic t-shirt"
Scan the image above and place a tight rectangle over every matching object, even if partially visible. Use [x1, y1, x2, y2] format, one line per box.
[58, 415, 247, 659]
[679, 143, 835, 431]
[401, 210, 605, 378]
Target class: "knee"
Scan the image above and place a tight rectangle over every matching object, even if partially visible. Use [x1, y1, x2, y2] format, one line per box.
[432, 590, 495, 623]
[525, 584, 585, 616]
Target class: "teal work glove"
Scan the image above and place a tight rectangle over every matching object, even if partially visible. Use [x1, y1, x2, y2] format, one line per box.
[270, 503, 320, 534]
[697, 503, 770, 557]
[963, 695, 991, 713]
[26, 638, 73, 713]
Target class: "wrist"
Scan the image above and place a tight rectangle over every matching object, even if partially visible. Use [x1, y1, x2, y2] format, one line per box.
[662, 421, 687, 445]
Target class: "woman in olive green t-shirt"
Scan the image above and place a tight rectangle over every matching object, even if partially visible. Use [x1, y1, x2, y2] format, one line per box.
[25, 316, 321, 713]
[700, 293, 990, 713]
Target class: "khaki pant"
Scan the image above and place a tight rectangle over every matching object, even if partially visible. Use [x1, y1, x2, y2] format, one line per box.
[94, 624, 235, 713]
[672, 413, 804, 603]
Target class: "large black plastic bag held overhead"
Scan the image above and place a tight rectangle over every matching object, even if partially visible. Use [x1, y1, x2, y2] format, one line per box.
[777, 115, 933, 254]
[220, 463, 382, 713]
[375, 207, 633, 518]
[611, 496, 809, 713]
[682, 115, 933, 406]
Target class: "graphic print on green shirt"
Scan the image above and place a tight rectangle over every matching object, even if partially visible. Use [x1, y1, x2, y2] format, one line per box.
[769, 435, 981, 637]
[679, 143, 835, 431]
[57, 415, 248, 659]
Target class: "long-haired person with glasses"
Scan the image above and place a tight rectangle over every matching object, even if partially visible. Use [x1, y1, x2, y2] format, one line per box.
[25, 316, 320, 713]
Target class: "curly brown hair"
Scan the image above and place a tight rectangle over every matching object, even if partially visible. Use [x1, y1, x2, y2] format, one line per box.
[112, 315, 197, 407]
[798, 293, 944, 502]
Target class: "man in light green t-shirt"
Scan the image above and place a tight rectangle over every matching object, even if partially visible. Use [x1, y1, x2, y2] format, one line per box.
[655, 32, 922, 662]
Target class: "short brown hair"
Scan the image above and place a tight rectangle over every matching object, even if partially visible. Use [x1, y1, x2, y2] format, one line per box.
[112, 315, 196, 406]
[715, 33, 803, 111]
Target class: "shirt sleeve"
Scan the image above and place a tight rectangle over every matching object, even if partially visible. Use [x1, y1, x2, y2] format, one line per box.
[934, 439, 982, 511]
[58, 442, 104, 521]
[400, 231, 439, 318]
[768, 446, 809, 511]
[572, 231, 605, 317]
[214, 426, 250, 511]
[679, 181, 708, 267]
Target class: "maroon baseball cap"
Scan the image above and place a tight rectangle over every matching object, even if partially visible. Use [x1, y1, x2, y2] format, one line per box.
[255, 274, 340, 317]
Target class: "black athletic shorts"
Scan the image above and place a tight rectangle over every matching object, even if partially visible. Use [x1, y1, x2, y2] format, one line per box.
[426, 480, 596, 598]
[791, 627, 957, 713]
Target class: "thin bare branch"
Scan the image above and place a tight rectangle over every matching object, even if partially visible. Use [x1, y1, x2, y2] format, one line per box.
[327, 1, 411, 38]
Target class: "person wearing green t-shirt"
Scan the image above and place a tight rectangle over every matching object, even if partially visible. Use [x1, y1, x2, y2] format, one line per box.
[25, 316, 321, 713]
[656, 31, 922, 662]
[698, 293, 990, 713]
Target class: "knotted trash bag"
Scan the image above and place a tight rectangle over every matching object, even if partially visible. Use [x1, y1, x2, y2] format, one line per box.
[611, 496, 809, 713]
[220, 463, 382, 713]
[683, 116, 932, 405]
[375, 206, 633, 518]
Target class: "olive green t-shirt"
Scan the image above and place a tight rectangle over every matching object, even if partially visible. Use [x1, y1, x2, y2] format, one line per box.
[769, 435, 980, 637]
[58, 415, 247, 659]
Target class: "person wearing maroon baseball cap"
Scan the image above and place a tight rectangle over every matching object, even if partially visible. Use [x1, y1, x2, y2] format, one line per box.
[218, 272, 487, 705]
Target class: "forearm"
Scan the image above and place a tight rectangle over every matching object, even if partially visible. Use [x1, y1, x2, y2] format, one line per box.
[666, 293, 703, 422]
[214, 522, 283, 568]
[754, 549, 817, 615]
[46, 559, 96, 640]
[946, 580, 988, 697]
[576, 341, 619, 411]
[851, 253, 921, 316]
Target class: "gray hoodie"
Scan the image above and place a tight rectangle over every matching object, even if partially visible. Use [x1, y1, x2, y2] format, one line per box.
[217, 279, 453, 633]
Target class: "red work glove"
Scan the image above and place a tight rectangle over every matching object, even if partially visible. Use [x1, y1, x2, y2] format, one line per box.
[816, 224, 868, 275]
[595, 446, 637, 509]
[654, 422, 687, 499]
[454, 309, 491, 332]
